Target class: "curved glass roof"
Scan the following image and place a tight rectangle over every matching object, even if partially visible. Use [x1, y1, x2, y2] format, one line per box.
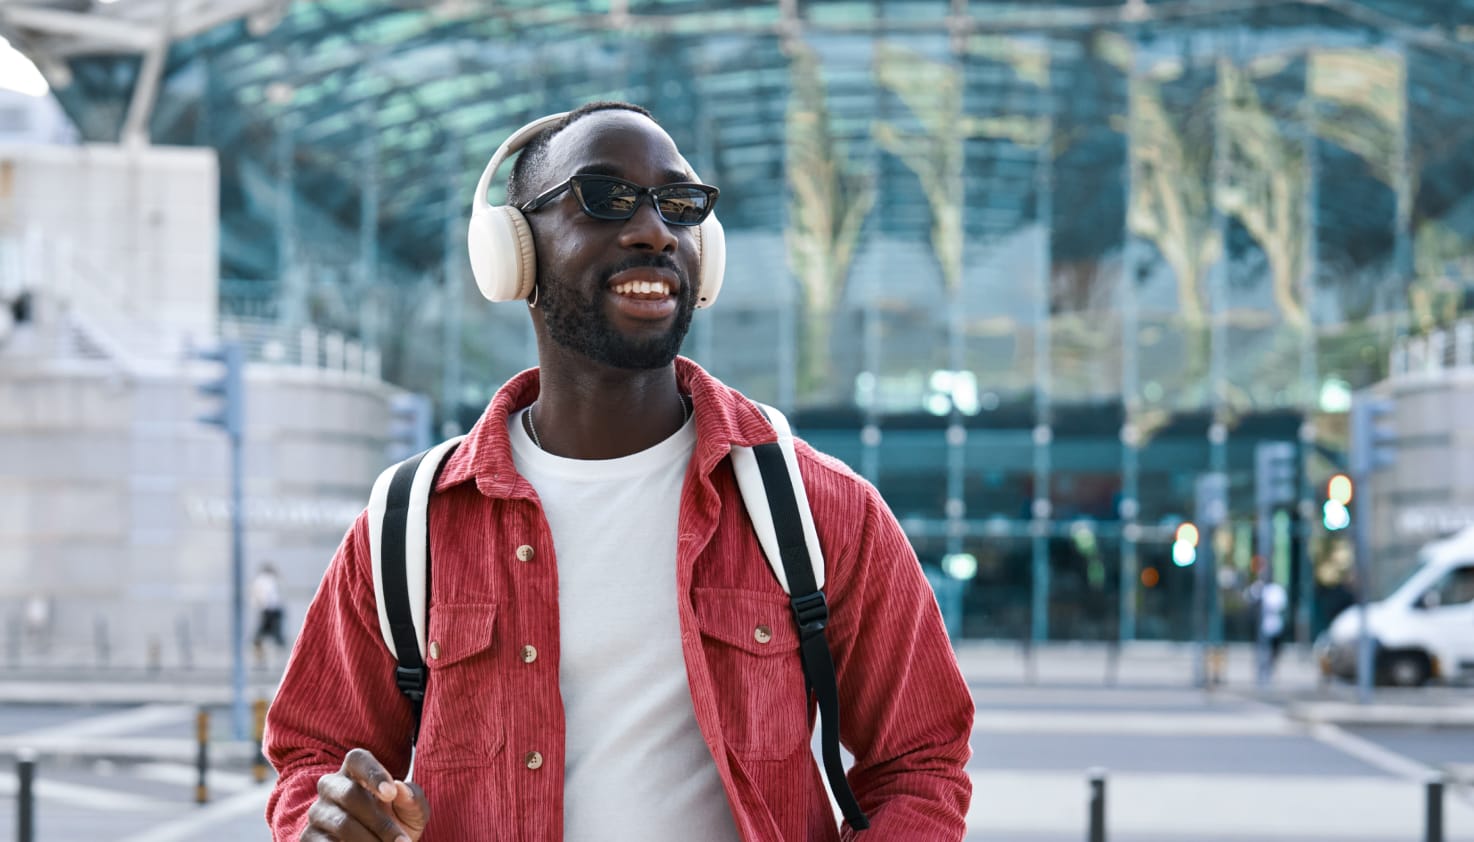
[7, 0, 1474, 411]
[8, 0, 1472, 279]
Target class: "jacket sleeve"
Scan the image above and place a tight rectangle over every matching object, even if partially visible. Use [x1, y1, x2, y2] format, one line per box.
[263, 512, 416, 840]
[823, 477, 974, 840]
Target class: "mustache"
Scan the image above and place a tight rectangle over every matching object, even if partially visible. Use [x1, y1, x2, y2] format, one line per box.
[601, 254, 688, 290]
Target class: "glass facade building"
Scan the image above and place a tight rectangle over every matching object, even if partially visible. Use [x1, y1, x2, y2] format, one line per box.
[34, 0, 1474, 642]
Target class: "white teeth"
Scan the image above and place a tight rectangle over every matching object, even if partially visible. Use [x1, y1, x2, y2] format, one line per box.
[614, 280, 669, 296]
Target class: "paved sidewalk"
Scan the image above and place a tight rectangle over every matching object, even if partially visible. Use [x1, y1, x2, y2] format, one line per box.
[2, 640, 1472, 841]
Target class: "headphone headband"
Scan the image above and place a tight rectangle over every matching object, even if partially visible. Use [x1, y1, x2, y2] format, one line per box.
[472, 111, 570, 214]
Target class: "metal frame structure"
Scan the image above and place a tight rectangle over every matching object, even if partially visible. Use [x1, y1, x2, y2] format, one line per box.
[9, 0, 1474, 644]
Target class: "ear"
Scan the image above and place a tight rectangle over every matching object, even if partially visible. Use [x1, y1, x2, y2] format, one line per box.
[468, 205, 537, 302]
[465, 111, 568, 304]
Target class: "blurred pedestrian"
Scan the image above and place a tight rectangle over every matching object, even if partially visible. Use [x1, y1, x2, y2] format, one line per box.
[22, 594, 49, 652]
[250, 562, 285, 668]
[1251, 575, 1288, 684]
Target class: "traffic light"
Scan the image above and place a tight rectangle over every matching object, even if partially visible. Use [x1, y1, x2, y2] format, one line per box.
[195, 341, 245, 437]
[941, 552, 978, 581]
[1173, 522, 1199, 567]
[1323, 473, 1352, 531]
[1322, 499, 1350, 531]
[1350, 395, 1396, 475]
[1254, 442, 1298, 508]
[388, 392, 432, 461]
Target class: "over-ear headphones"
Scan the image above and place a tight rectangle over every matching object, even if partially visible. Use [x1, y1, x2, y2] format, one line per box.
[466, 111, 726, 309]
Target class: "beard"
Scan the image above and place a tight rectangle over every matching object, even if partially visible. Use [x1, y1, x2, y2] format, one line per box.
[539, 256, 695, 370]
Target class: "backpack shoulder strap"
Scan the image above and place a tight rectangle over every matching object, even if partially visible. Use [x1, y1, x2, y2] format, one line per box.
[366, 435, 465, 743]
[729, 402, 824, 592]
[729, 403, 869, 830]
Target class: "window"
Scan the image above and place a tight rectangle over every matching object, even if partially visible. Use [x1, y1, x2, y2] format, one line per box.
[1429, 565, 1474, 608]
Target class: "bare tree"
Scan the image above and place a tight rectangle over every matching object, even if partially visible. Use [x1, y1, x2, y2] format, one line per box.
[784, 39, 876, 398]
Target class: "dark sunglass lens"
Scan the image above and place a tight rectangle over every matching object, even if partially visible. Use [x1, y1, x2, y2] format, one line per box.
[576, 177, 638, 218]
[654, 187, 711, 225]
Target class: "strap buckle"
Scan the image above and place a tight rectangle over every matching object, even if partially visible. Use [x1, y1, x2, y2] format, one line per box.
[395, 666, 426, 702]
[790, 591, 829, 641]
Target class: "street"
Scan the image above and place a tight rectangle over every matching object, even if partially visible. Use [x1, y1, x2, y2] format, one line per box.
[0, 643, 1471, 841]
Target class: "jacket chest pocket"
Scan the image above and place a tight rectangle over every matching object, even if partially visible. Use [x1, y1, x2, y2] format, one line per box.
[417, 602, 504, 770]
[693, 587, 810, 761]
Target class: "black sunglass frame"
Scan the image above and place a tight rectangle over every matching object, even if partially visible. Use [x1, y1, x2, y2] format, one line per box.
[519, 174, 719, 226]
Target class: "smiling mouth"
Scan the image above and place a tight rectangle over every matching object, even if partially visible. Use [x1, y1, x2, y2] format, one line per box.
[611, 279, 675, 298]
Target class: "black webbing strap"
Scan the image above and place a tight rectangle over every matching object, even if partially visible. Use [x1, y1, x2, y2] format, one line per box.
[381, 450, 430, 744]
[751, 441, 870, 830]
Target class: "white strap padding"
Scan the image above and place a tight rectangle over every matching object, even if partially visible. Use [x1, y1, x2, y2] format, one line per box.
[369, 435, 466, 660]
[729, 402, 826, 593]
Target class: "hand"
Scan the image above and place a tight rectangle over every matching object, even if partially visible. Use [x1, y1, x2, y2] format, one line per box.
[301, 748, 430, 842]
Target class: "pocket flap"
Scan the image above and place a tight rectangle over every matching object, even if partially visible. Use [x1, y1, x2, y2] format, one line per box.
[425, 602, 498, 668]
[693, 587, 797, 655]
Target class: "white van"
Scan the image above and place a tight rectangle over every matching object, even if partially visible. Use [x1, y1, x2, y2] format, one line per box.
[1317, 526, 1474, 686]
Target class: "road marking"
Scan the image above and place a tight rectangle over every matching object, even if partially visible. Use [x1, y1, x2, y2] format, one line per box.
[972, 710, 1291, 736]
[1308, 722, 1436, 780]
[0, 735, 256, 763]
[0, 772, 173, 812]
[967, 769, 1474, 838]
[132, 760, 258, 792]
[14, 703, 195, 740]
[117, 783, 272, 842]
[971, 687, 1248, 708]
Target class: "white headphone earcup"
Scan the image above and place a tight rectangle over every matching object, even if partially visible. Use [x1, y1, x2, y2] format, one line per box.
[467, 206, 537, 302]
[694, 214, 725, 310]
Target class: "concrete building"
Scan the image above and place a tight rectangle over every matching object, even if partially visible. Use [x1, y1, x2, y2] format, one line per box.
[1370, 329, 1474, 592]
[0, 142, 410, 668]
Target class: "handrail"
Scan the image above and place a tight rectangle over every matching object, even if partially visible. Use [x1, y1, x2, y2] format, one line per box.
[1391, 321, 1474, 380]
[0, 230, 381, 380]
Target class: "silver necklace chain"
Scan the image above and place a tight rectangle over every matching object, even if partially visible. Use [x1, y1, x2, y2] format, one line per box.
[526, 393, 691, 452]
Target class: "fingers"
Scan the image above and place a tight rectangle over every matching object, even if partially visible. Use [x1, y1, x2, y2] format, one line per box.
[300, 749, 416, 842]
[304, 796, 401, 842]
[390, 780, 432, 835]
[341, 748, 399, 802]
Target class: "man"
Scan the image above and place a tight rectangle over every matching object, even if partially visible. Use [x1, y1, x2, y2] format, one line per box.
[265, 102, 973, 841]
[250, 561, 285, 668]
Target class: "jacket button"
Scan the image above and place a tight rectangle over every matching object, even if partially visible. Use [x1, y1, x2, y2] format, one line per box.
[754, 625, 773, 644]
[516, 545, 535, 562]
[521, 645, 538, 664]
[525, 751, 544, 770]
[428, 641, 441, 660]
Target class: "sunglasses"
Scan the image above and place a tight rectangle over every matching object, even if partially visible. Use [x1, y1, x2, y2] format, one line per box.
[519, 174, 719, 226]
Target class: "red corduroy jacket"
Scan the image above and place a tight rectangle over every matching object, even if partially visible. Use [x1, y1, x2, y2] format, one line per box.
[265, 357, 973, 841]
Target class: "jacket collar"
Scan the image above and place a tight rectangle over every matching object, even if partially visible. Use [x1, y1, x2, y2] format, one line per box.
[435, 356, 778, 497]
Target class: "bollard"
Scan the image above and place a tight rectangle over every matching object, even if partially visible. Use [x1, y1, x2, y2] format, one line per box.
[1087, 767, 1107, 842]
[1426, 774, 1445, 842]
[252, 698, 269, 783]
[1207, 646, 1227, 688]
[17, 747, 36, 842]
[195, 707, 210, 804]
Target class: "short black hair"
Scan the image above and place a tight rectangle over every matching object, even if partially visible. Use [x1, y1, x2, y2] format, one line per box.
[505, 101, 656, 207]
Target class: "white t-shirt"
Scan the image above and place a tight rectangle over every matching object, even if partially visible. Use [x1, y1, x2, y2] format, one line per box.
[252, 571, 281, 611]
[508, 408, 740, 842]
[1260, 581, 1288, 637]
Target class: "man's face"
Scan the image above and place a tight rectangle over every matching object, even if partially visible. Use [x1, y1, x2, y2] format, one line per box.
[525, 111, 703, 370]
